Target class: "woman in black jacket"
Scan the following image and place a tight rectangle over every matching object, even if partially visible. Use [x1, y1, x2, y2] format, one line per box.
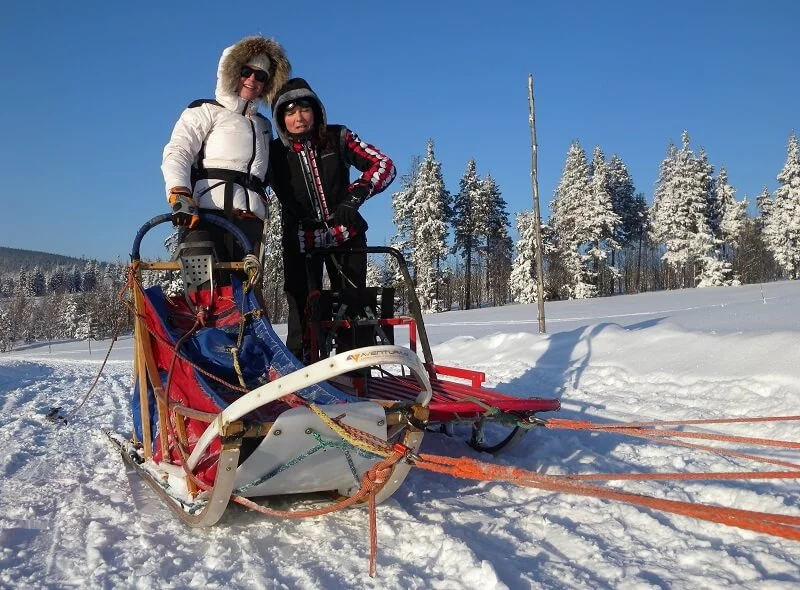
[268, 78, 396, 359]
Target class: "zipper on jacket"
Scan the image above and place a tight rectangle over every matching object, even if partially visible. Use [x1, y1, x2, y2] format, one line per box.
[243, 100, 257, 213]
[299, 141, 330, 223]
[246, 118, 257, 176]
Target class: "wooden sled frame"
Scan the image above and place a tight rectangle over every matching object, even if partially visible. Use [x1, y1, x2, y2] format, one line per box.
[121, 215, 433, 527]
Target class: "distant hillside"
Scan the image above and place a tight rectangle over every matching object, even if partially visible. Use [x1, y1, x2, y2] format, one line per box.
[0, 246, 104, 274]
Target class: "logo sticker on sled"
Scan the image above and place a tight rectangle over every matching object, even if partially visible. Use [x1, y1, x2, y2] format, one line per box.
[346, 349, 413, 363]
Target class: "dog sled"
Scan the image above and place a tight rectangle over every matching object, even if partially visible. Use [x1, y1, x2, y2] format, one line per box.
[111, 213, 560, 527]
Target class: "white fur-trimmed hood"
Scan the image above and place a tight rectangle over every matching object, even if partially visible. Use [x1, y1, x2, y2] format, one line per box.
[215, 36, 291, 107]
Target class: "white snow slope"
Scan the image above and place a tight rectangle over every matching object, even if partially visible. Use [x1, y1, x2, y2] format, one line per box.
[1, 281, 799, 589]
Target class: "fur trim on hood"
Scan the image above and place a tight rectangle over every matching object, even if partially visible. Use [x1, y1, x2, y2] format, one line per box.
[216, 36, 291, 106]
[271, 77, 328, 146]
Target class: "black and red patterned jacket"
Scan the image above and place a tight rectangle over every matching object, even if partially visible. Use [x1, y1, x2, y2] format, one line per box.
[268, 78, 395, 253]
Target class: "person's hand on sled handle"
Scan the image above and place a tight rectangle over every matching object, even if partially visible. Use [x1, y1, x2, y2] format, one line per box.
[168, 187, 199, 229]
[332, 185, 369, 232]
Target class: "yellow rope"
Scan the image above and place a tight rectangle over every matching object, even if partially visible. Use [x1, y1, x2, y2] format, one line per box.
[309, 403, 392, 458]
[230, 347, 247, 388]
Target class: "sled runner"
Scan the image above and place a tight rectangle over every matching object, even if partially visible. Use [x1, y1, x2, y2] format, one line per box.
[113, 213, 559, 527]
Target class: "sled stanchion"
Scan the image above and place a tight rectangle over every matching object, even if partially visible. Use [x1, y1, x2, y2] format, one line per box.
[132, 277, 153, 459]
[133, 279, 173, 459]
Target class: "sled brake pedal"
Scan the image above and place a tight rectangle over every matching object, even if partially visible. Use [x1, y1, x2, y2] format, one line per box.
[177, 241, 215, 296]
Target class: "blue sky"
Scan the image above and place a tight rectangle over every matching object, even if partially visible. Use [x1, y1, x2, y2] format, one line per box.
[1, 0, 797, 262]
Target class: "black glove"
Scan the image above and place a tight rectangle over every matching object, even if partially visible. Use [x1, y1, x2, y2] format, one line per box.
[333, 202, 359, 228]
[169, 188, 199, 229]
[332, 187, 369, 231]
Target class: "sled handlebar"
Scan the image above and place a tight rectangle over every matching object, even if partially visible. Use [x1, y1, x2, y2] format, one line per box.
[130, 213, 254, 261]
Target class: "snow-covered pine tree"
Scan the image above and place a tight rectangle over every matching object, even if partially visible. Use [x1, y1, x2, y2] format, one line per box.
[89, 269, 122, 339]
[608, 154, 647, 292]
[68, 265, 82, 293]
[714, 167, 748, 258]
[31, 266, 46, 297]
[411, 140, 451, 313]
[391, 155, 422, 266]
[509, 210, 540, 303]
[756, 186, 773, 222]
[38, 292, 64, 346]
[0, 307, 12, 352]
[607, 155, 648, 292]
[60, 295, 81, 339]
[8, 267, 33, 343]
[72, 292, 93, 342]
[47, 266, 67, 295]
[587, 147, 621, 295]
[607, 155, 637, 247]
[389, 155, 423, 310]
[762, 132, 800, 278]
[741, 187, 779, 282]
[82, 261, 98, 292]
[693, 148, 735, 287]
[365, 258, 385, 288]
[452, 159, 484, 309]
[15, 267, 32, 298]
[164, 230, 181, 260]
[74, 313, 91, 342]
[549, 141, 597, 298]
[650, 132, 724, 287]
[482, 174, 513, 306]
[0, 277, 13, 298]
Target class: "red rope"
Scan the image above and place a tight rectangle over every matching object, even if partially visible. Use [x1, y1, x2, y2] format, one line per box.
[230, 451, 402, 577]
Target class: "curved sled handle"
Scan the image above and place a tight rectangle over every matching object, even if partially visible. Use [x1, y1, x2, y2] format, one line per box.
[186, 344, 433, 472]
[130, 213, 254, 261]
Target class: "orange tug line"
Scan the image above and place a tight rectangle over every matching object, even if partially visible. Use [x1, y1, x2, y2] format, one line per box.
[413, 453, 800, 541]
[409, 414, 800, 542]
[225, 413, 800, 576]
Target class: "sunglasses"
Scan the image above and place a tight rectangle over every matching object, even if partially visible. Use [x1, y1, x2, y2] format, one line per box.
[283, 99, 314, 114]
[240, 66, 268, 83]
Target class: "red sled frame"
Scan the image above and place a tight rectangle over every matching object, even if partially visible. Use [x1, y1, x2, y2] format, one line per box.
[305, 246, 560, 453]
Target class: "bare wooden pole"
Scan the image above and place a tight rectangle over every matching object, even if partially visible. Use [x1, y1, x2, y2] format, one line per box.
[528, 74, 546, 333]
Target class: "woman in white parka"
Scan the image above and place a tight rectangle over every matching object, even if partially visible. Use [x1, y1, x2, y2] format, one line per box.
[162, 36, 290, 264]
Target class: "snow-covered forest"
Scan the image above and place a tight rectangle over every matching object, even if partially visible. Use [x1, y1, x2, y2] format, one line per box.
[1, 130, 799, 348]
[392, 130, 799, 312]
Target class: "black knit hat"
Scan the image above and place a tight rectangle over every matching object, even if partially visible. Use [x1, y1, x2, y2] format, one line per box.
[271, 78, 327, 145]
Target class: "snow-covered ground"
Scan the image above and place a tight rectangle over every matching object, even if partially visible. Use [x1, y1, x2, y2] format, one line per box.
[1, 281, 799, 589]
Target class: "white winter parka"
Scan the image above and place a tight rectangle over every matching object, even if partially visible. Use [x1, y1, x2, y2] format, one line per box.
[161, 38, 290, 220]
